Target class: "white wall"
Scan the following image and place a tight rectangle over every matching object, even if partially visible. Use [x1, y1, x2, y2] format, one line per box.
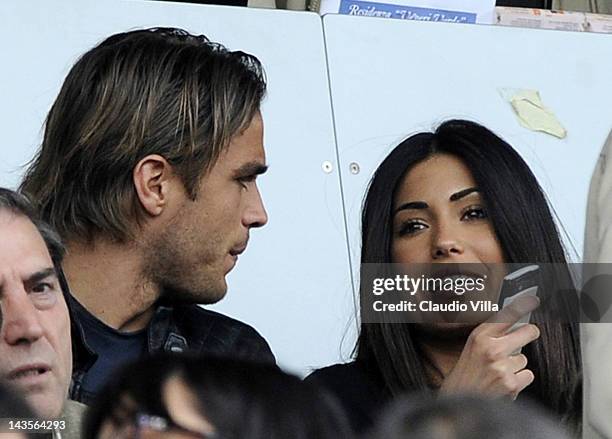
[0, 0, 355, 376]
[323, 15, 612, 267]
[1, 0, 610, 377]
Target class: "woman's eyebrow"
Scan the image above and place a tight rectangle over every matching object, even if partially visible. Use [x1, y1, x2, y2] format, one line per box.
[449, 187, 479, 202]
[392, 187, 480, 216]
[393, 201, 428, 216]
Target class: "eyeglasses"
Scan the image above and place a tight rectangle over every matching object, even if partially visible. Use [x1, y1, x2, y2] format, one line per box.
[104, 408, 218, 439]
[134, 412, 219, 439]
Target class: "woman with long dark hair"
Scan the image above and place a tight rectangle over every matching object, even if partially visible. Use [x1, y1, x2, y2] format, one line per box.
[307, 120, 581, 435]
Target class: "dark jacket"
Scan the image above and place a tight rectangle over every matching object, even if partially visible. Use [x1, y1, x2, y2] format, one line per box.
[67, 293, 276, 405]
[306, 362, 390, 434]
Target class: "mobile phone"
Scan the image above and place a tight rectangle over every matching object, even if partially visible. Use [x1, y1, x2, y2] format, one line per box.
[497, 265, 540, 353]
[498, 265, 540, 308]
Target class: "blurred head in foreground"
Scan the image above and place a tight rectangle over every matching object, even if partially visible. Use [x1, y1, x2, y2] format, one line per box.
[369, 394, 569, 439]
[86, 354, 352, 439]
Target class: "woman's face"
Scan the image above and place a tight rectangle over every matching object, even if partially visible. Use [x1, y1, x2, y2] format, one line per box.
[391, 153, 505, 324]
[391, 153, 504, 265]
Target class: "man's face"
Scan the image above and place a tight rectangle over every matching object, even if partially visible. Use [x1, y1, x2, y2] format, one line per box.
[0, 212, 72, 419]
[147, 110, 268, 303]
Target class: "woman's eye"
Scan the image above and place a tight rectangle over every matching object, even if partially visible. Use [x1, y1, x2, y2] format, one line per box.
[462, 206, 487, 221]
[398, 221, 427, 236]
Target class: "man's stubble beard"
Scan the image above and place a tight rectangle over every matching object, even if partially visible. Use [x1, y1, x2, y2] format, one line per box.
[142, 221, 228, 306]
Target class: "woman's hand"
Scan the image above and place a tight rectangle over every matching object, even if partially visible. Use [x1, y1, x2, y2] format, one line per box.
[440, 295, 540, 399]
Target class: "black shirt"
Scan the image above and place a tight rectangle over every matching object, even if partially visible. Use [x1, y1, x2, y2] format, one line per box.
[73, 298, 148, 398]
[67, 292, 276, 405]
[306, 361, 391, 434]
[308, 359, 580, 436]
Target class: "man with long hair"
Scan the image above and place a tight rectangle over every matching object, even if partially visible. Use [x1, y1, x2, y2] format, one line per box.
[20, 27, 274, 404]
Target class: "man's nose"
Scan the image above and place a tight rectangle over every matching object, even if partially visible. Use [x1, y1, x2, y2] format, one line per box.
[243, 184, 268, 229]
[1, 291, 44, 345]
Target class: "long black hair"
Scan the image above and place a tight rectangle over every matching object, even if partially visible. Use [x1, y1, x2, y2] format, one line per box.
[86, 354, 353, 439]
[355, 120, 581, 427]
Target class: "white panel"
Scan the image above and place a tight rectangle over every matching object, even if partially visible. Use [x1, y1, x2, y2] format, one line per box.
[0, 0, 354, 376]
[323, 15, 612, 268]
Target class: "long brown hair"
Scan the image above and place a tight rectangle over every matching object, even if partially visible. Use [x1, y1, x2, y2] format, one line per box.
[21, 28, 266, 243]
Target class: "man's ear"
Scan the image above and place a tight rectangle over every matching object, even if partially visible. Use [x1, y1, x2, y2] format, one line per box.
[133, 154, 176, 216]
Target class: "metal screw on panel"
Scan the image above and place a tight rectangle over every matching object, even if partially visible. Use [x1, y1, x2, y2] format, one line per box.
[322, 161, 334, 174]
[349, 162, 360, 175]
